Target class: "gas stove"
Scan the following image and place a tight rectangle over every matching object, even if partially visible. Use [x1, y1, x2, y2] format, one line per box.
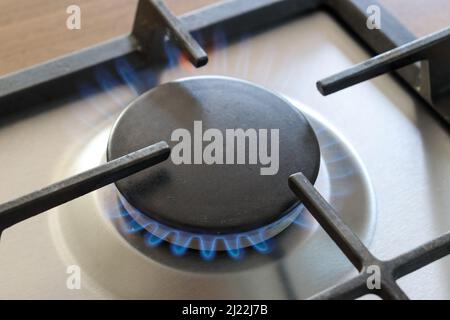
[0, 0, 449, 300]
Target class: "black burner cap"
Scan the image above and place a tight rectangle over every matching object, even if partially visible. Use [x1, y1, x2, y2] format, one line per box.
[107, 76, 320, 234]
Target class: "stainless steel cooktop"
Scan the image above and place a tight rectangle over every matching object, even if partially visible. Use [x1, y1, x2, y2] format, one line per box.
[0, 9, 449, 299]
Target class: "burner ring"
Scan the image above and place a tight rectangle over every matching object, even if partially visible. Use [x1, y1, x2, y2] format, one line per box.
[119, 193, 304, 253]
[107, 76, 320, 235]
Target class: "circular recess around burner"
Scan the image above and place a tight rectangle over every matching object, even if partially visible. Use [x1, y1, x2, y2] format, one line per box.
[107, 76, 320, 238]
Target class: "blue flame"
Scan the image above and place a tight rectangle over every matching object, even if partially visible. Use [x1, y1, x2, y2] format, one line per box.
[223, 237, 244, 260]
[145, 232, 165, 247]
[123, 218, 145, 234]
[78, 57, 158, 111]
[247, 232, 270, 253]
[199, 237, 217, 260]
[114, 59, 140, 96]
[163, 40, 182, 68]
[114, 58, 158, 95]
[110, 196, 312, 261]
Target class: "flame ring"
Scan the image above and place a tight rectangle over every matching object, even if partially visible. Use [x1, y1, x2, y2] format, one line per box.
[118, 194, 304, 260]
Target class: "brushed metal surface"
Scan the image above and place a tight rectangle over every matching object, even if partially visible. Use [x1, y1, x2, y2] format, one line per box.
[49, 99, 375, 299]
[0, 12, 449, 299]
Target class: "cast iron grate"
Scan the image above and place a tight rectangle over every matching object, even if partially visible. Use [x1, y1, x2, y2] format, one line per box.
[0, 0, 449, 300]
[289, 172, 450, 299]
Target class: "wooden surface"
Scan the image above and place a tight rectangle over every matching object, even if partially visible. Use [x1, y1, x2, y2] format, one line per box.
[0, 0, 449, 76]
[379, 0, 450, 37]
[0, 0, 218, 75]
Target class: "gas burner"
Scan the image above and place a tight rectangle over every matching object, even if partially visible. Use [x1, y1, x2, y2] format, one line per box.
[50, 91, 375, 296]
[106, 76, 321, 249]
[2, 0, 450, 300]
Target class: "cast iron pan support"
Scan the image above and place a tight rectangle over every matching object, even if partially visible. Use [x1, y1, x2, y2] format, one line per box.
[132, 0, 208, 67]
[289, 172, 450, 300]
[316, 26, 450, 123]
[0, 142, 170, 239]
